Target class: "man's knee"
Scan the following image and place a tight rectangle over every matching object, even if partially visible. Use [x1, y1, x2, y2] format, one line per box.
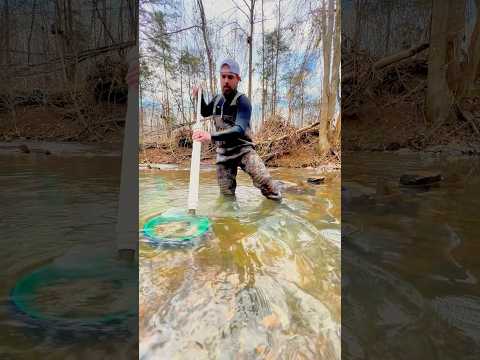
[243, 153, 282, 200]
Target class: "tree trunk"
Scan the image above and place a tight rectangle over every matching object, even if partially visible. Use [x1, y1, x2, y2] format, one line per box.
[460, 0, 480, 96]
[334, 113, 341, 148]
[384, 0, 392, 55]
[103, 0, 108, 45]
[27, 0, 37, 64]
[180, 66, 186, 123]
[4, 0, 11, 65]
[261, 0, 266, 125]
[300, 79, 305, 127]
[287, 76, 293, 123]
[328, 0, 341, 143]
[352, 0, 363, 52]
[119, 0, 124, 43]
[248, 1, 255, 99]
[426, 0, 452, 124]
[197, 0, 216, 97]
[269, 42, 274, 114]
[318, 0, 334, 156]
[162, 47, 171, 137]
[272, 0, 281, 116]
[446, 0, 466, 95]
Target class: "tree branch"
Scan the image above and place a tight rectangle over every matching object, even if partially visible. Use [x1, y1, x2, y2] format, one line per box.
[94, 1, 116, 44]
[240, 0, 251, 11]
[256, 121, 321, 146]
[373, 42, 429, 71]
[164, 25, 201, 36]
[2, 41, 136, 76]
[231, 0, 250, 20]
[342, 42, 430, 82]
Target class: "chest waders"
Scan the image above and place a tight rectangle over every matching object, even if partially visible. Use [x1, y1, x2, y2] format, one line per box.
[212, 92, 244, 131]
[211, 93, 282, 201]
[211, 93, 254, 163]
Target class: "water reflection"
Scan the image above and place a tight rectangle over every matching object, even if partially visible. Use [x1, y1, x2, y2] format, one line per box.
[342, 153, 480, 359]
[140, 167, 341, 359]
[0, 154, 137, 359]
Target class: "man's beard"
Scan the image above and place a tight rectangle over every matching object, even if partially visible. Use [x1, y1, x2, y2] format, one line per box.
[222, 86, 234, 95]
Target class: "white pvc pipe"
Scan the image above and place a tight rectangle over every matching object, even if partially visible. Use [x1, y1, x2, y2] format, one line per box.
[187, 87, 202, 214]
[116, 47, 139, 251]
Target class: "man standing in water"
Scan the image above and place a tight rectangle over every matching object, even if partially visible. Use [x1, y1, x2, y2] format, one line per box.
[192, 59, 281, 201]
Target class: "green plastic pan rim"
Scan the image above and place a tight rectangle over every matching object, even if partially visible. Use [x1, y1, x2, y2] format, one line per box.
[142, 213, 211, 247]
[10, 263, 136, 328]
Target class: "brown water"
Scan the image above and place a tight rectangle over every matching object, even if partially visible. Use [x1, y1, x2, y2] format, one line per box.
[139, 166, 341, 359]
[0, 153, 137, 359]
[342, 152, 480, 359]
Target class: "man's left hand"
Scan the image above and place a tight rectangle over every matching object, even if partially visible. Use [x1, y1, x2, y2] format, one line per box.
[193, 130, 211, 143]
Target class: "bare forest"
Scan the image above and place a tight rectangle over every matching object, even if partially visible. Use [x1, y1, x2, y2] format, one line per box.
[0, 0, 137, 143]
[139, 0, 341, 167]
[343, 0, 480, 153]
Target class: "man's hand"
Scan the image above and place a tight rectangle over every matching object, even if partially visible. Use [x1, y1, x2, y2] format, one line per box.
[192, 130, 211, 143]
[126, 62, 139, 88]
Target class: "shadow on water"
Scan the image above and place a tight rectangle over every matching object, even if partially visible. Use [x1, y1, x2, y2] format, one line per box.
[342, 153, 480, 359]
[139, 167, 341, 359]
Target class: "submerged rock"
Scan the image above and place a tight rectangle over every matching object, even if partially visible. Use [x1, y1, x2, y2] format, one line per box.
[277, 180, 315, 195]
[386, 142, 401, 151]
[307, 177, 325, 185]
[399, 171, 443, 186]
[18, 144, 30, 153]
[395, 147, 414, 155]
[15, 143, 52, 155]
[342, 182, 376, 201]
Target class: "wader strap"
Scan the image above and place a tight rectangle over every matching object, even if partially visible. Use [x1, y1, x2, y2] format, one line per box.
[231, 92, 243, 106]
[213, 95, 223, 114]
[213, 92, 244, 118]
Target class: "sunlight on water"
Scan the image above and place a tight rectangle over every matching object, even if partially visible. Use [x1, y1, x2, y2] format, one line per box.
[139, 166, 341, 359]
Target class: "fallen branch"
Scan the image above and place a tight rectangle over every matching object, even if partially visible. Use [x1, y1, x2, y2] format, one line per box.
[455, 103, 480, 135]
[342, 42, 429, 82]
[262, 151, 288, 163]
[4, 41, 136, 78]
[256, 121, 320, 146]
[373, 43, 429, 71]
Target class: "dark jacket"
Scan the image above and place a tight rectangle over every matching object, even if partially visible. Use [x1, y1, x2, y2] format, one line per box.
[201, 89, 254, 162]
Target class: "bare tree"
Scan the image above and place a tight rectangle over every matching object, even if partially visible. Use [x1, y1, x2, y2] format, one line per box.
[329, 0, 341, 146]
[460, 0, 480, 96]
[425, 0, 453, 124]
[317, 0, 336, 155]
[272, 0, 281, 116]
[261, 0, 266, 124]
[231, 0, 257, 99]
[2, 0, 11, 65]
[197, 0, 216, 96]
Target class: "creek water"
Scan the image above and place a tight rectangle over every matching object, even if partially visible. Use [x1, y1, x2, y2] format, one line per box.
[139, 166, 341, 359]
[343, 152, 480, 359]
[0, 153, 137, 359]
